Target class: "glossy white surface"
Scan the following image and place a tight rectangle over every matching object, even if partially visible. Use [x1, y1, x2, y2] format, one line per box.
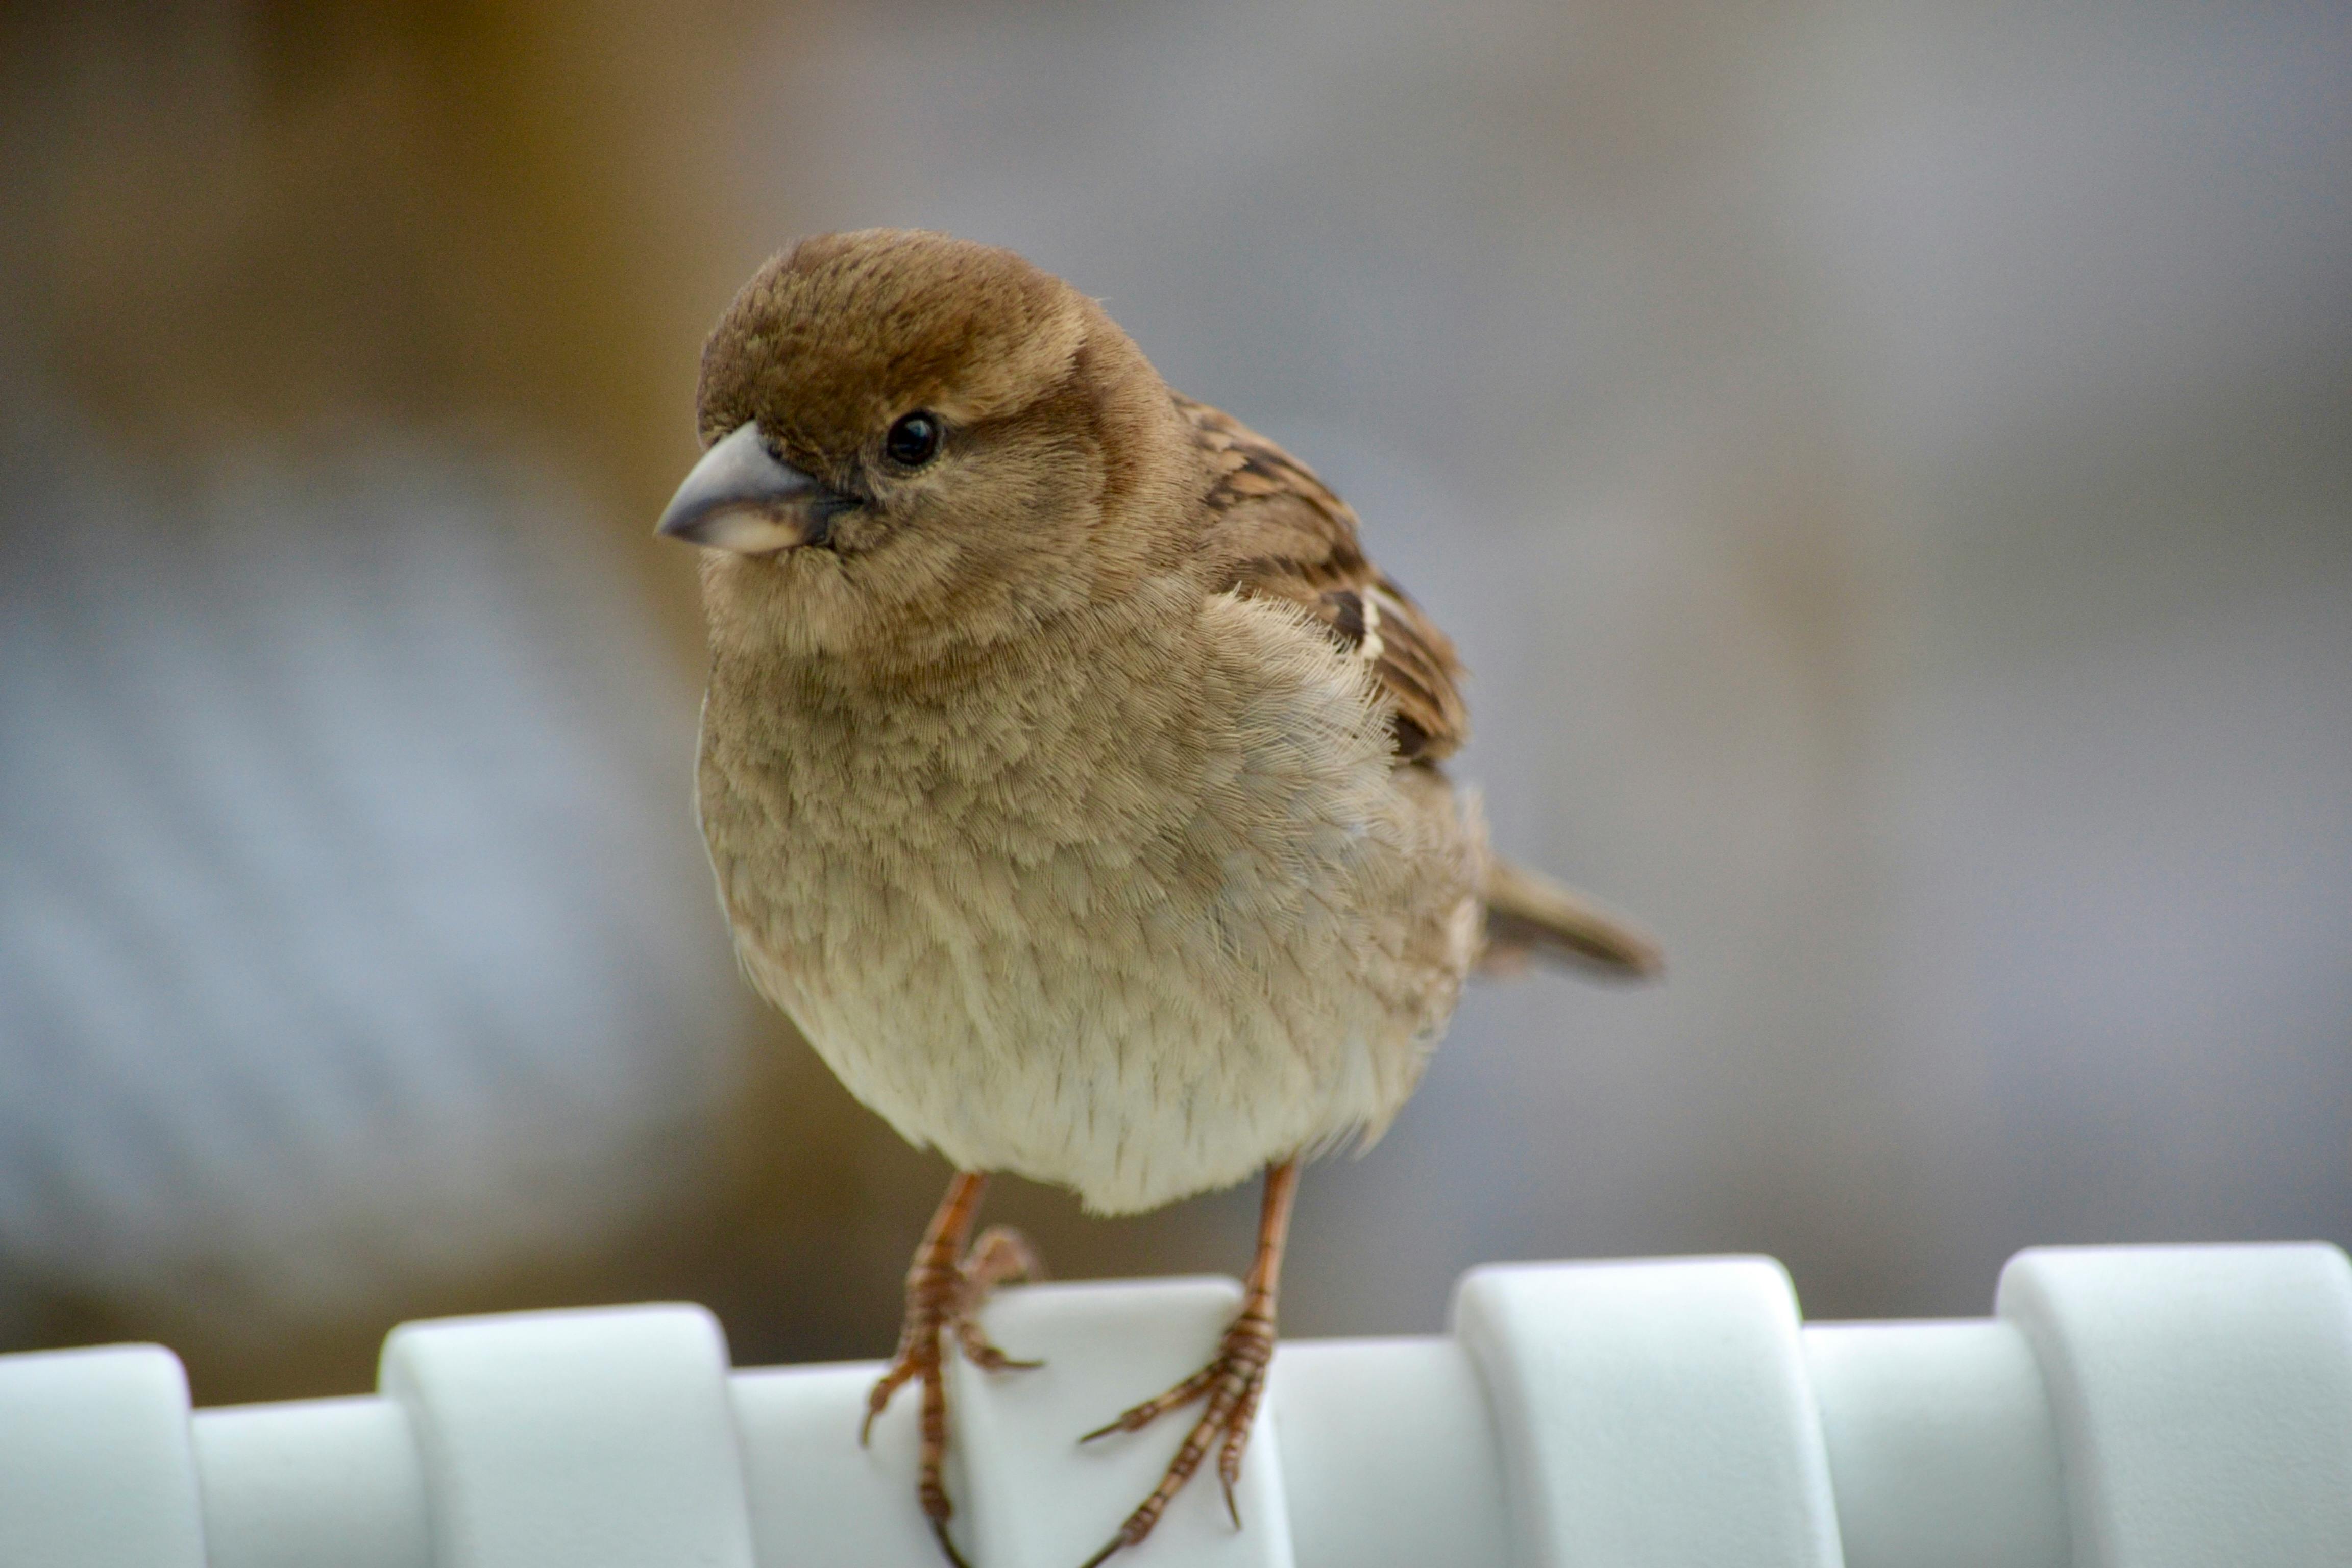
[3, 1244, 2348, 1566]
[1998, 1244, 2352, 1568]
[1454, 1255, 1842, 1568]
[1804, 1322, 2067, 1568]
[190, 1396, 430, 1568]
[378, 1304, 756, 1568]
[0, 1344, 206, 1568]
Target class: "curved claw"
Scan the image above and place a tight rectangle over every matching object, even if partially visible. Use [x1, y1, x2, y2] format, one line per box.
[930, 1515, 974, 1568]
[956, 1315, 1044, 1374]
[862, 1358, 918, 1446]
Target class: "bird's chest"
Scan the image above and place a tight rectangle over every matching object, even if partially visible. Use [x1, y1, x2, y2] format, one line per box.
[699, 657, 1225, 1004]
[701, 650, 1266, 1059]
[691, 614, 1428, 1211]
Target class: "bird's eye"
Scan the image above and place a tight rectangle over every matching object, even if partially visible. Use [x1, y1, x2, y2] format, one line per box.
[884, 410, 942, 467]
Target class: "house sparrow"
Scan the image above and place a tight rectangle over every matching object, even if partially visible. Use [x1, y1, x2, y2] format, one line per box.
[657, 229, 1658, 1566]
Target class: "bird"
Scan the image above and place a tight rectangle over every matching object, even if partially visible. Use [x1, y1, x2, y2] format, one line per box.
[655, 228, 1658, 1566]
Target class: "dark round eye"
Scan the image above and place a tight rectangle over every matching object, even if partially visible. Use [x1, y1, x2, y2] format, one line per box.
[884, 410, 942, 467]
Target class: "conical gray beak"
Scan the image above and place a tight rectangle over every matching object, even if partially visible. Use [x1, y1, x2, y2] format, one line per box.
[656, 422, 850, 553]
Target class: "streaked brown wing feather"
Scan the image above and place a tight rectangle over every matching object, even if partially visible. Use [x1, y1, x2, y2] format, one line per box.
[1178, 394, 1468, 761]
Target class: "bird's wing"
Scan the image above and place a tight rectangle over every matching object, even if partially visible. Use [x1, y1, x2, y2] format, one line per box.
[1178, 394, 1469, 762]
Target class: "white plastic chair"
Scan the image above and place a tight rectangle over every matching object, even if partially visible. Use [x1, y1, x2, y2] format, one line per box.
[4, 1242, 2347, 1567]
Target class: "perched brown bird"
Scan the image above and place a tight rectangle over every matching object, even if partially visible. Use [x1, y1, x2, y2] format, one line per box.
[657, 229, 1658, 1566]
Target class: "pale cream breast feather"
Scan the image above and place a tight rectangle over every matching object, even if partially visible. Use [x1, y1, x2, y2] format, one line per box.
[697, 578, 1481, 1214]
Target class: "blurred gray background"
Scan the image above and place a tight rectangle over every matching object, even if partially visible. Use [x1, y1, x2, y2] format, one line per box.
[1, 0, 2345, 1402]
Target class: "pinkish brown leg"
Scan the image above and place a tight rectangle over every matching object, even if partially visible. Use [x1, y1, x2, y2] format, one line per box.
[864, 1172, 1043, 1568]
[1076, 1160, 1300, 1566]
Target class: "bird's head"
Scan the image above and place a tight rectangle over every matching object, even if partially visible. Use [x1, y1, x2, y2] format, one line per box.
[660, 230, 1199, 664]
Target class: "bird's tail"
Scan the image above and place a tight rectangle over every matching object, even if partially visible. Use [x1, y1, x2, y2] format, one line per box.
[1478, 856, 1662, 980]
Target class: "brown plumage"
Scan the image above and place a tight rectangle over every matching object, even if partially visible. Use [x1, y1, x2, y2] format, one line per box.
[657, 229, 1658, 1566]
[1183, 394, 1469, 762]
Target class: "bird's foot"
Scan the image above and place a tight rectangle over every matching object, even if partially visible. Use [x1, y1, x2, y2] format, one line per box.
[1075, 1295, 1277, 1566]
[864, 1218, 1043, 1568]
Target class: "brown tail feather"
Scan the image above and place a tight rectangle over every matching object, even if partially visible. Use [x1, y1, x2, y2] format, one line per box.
[1479, 857, 1663, 980]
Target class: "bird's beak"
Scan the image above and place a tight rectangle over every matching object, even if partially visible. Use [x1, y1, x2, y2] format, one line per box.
[656, 421, 852, 553]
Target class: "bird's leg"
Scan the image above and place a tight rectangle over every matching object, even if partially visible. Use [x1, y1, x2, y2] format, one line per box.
[1077, 1160, 1300, 1566]
[864, 1170, 1044, 1568]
